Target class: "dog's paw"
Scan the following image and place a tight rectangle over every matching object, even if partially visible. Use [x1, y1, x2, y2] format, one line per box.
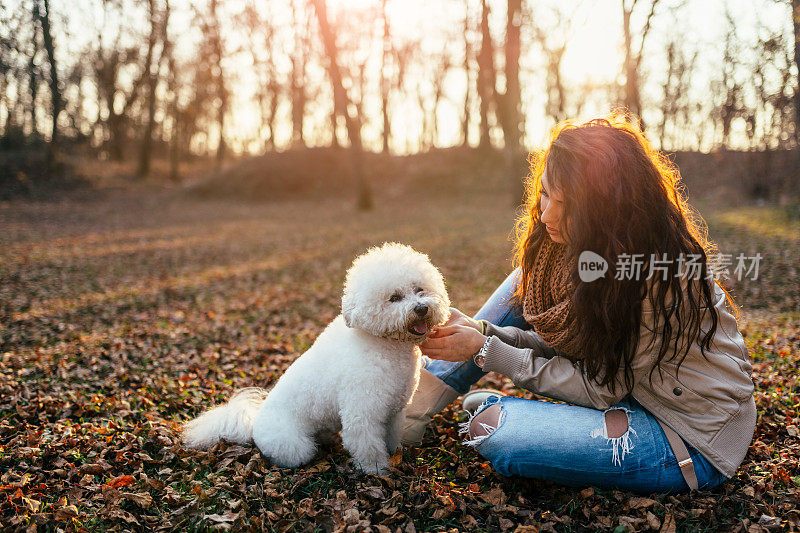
[355, 461, 390, 476]
[389, 447, 403, 467]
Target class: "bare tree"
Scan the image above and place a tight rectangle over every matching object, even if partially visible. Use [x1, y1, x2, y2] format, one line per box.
[658, 34, 697, 151]
[431, 53, 453, 147]
[63, 60, 89, 141]
[290, 1, 310, 147]
[92, 0, 157, 163]
[379, 0, 392, 153]
[240, 0, 281, 151]
[461, 0, 473, 147]
[476, 0, 496, 150]
[35, 0, 61, 163]
[753, 31, 795, 150]
[28, 2, 41, 138]
[416, 78, 430, 150]
[203, 0, 227, 164]
[620, 0, 660, 129]
[137, 0, 170, 178]
[165, 35, 181, 182]
[496, 0, 523, 153]
[713, 9, 743, 148]
[530, 5, 580, 126]
[393, 40, 417, 151]
[309, 0, 372, 210]
[538, 38, 568, 125]
[793, 0, 799, 152]
[0, 4, 31, 144]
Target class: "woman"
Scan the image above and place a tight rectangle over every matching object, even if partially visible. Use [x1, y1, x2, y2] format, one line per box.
[402, 116, 756, 494]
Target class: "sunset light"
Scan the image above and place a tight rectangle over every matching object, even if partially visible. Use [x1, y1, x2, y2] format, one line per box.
[1, 0, 799, 528]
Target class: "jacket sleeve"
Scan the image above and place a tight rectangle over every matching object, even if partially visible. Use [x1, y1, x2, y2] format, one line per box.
[481, 322, 651, 410]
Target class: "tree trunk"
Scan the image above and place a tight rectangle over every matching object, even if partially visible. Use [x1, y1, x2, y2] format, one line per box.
[793, 0, 799, 157]
[461, 0, 471, 147]
[502, 0, 524, 205]
[268, 85, 278, 150]
[476, 0, 495, 150]
[137, 0, 160, 178]
[168, 63, 180, 183]
[161, 0, 179, 182]
[659, 40, 677, 150]
[621, 1, 639, 119]
[310, 0, 372, 210]
[719, 10, 738, 149]
[208, 0, 226, 166]
[330, 104, 340, 147]
[380, 0, 391, 153]
[28, 2, 40, 138]
[290, 2, 307, 147]
[38, 0, 61, 165]
[501, 0, 523, 152]
[621, 0, 658, 131]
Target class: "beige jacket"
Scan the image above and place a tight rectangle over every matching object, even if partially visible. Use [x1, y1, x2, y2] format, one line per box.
[479, 280, 756, 478]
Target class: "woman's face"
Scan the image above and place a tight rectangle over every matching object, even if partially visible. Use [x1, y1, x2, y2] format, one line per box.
[540, 169, 566, 244]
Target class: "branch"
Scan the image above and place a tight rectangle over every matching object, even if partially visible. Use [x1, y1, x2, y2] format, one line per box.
[635, 0, 660, 69]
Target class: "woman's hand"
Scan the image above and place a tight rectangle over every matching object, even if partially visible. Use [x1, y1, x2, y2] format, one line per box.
[439, 307, 481, 331]
[420, 324, 487, 362]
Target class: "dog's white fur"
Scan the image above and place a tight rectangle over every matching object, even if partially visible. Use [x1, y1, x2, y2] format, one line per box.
[181, 242, 450, 474]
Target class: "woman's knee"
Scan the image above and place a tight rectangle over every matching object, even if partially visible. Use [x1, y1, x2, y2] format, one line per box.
[468, 404, 503, 439]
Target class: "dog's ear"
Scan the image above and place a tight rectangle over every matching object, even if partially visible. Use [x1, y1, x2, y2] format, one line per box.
[342, 291, 357, 328]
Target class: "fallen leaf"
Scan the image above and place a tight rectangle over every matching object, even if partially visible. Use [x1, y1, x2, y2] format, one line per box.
[628, 497, 657, 509]
[204, 512, 238, 524]
[659, 512, 676, 533]
[120, 492, 153, 509]
[757, 515, 782, 531]
[105, 507, 141, 525]
[106, 474, 135, 488]
[22, 496, 40, 513]
[646, 511, 661, 530]
[499, 517, 515, 530]
[480, 486, 507, 507]
[54, 505, 78, 521]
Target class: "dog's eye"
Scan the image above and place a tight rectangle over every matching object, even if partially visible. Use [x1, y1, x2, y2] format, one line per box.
[414, 287, 423, 294]
[389, 293, 403, 302]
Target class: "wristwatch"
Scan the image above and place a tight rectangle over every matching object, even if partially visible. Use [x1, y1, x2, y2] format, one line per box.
[474, 336, 491, 368]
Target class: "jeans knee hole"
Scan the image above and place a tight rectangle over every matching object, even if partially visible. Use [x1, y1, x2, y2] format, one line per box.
[590, 407, 637, 467]
[459, 401, 505, 448]
[604, 409, 629, 438]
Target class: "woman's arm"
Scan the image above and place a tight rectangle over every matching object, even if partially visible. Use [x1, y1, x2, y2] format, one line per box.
[478, 335, 630, 410]
[423, 307, 564, 360]
[422, 318, 652, 410]
[481, 322, 564, 359]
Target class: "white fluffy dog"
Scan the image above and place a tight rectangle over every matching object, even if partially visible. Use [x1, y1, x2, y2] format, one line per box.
[181, 242, 450, 474]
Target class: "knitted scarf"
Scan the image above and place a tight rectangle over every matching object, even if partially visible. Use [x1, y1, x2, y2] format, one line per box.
[522, 236, 584, 360]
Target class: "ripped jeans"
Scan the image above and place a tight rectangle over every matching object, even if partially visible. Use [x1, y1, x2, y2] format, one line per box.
[424, 268, 728, 494]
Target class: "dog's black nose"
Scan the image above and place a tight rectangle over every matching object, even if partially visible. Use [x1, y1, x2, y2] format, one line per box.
[414, 304, 428, 317]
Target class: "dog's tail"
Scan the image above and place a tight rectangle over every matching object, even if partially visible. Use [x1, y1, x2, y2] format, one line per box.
[181, 387, 269, 449]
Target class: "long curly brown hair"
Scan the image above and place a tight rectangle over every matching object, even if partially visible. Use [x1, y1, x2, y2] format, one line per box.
[511, 114, 740, 395]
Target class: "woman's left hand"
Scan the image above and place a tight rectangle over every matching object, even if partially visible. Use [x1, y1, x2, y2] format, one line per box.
[420, 324, 487, 362]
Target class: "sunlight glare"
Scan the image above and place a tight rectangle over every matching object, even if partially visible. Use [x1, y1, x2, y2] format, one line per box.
[561, 6, 621, 86]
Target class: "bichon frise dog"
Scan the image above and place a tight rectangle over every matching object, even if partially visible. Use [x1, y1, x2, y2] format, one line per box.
[181, 242, 450, 474]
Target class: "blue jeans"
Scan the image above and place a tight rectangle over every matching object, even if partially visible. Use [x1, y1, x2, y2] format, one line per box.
[425, 268, 728, 494]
